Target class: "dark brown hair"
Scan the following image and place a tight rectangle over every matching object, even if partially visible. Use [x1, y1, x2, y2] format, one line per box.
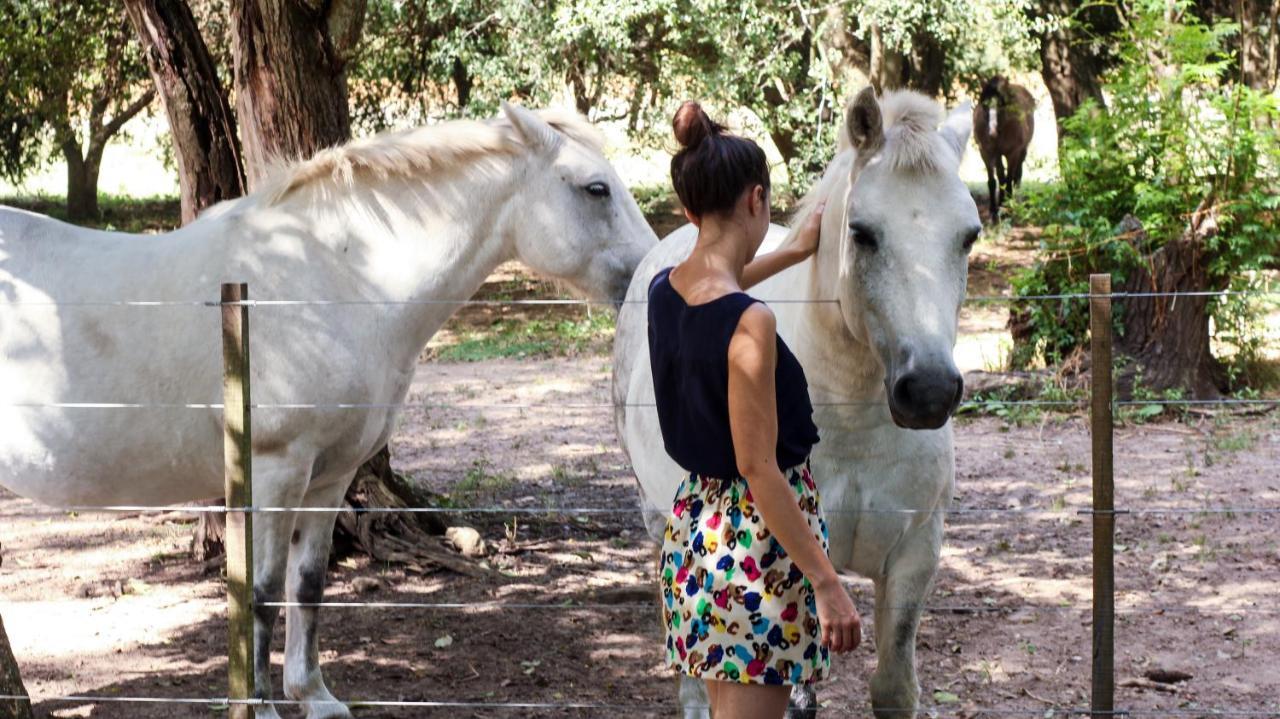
[670, 101, 770, 218]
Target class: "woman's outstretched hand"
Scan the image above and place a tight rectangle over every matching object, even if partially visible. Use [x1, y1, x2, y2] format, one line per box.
[813, 573, 862, 653]
[740, 200, 826, 290]
[786, 201, 826, 259]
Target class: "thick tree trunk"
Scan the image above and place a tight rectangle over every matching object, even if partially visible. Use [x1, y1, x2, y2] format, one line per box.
[0, 617, 29, 719]
[1116, 211, 1226, 400]
[0, 546, 33, 719]
[229, 0, 366, 186]
[124, 0, 246, 224]
[1037, 0, 1117, 144]
[63, 143, 101, 221]
[907, 30, 944, 97]
[1196, 0, 1278, 90]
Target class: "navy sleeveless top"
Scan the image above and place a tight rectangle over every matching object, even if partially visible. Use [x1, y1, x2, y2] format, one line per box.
[647, 267, 819, 479]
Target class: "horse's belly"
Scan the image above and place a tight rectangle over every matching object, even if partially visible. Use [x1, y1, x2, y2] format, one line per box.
[0, 407, 223, 506]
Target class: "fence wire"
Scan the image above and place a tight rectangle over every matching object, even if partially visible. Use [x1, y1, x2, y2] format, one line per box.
[2, 285, 1278, 714]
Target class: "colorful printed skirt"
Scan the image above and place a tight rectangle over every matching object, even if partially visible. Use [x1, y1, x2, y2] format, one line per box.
[659, 460, 831, 685]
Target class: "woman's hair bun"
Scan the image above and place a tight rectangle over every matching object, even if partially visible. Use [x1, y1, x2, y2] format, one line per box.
[673, 101, 718, 150]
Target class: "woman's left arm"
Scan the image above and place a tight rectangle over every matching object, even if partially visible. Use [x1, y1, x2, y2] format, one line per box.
[741, 201, 825, 289]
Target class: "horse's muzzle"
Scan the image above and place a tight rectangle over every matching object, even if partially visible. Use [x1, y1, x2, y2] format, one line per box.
[886, 365, 964, 430]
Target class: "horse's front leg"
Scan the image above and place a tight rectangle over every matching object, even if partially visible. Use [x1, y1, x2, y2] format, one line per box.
[284, 477, 356, 719]
[869, 520, 942, 719]
[984, 160, 999, 222]
[678, 675, 711, 719]
[249, 459, 309, 719]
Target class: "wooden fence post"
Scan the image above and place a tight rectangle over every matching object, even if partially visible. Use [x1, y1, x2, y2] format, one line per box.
[221, 283, 254, 718]
[1089, 274, 1115, 716]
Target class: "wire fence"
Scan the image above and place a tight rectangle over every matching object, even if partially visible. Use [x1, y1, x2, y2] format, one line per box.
[1, 280, 1277, 716]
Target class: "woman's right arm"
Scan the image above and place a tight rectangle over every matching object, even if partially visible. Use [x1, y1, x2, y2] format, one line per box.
[726, 304, 861, 653]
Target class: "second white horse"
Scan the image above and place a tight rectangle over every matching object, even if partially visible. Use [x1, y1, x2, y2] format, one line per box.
[613, 88, 979, 718]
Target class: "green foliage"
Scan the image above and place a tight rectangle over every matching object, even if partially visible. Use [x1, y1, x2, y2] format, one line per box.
[0, 0, 150, 181]
[351, 0, 1040, 194]
[1010, 0, 1280, 375]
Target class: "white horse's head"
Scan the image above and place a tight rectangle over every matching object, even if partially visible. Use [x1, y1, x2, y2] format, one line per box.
[499, 104, 658, 303]
[831, 88, 980, 429]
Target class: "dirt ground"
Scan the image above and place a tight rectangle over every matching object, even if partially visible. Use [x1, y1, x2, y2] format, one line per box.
[1, 355, 1277, 719]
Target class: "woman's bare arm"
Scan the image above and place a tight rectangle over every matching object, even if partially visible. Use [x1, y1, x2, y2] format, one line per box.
[727, 303, 860, 652]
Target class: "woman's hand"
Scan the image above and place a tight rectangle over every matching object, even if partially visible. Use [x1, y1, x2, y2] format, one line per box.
[785, 201, 825, 260]
[813, 573, 861, 653]
[739, 201, 826, 290]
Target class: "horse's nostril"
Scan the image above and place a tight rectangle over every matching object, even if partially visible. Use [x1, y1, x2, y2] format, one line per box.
[892, 375, 915, 408]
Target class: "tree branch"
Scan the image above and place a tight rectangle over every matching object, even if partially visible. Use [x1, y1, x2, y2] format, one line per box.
[94, 89, 156, 146]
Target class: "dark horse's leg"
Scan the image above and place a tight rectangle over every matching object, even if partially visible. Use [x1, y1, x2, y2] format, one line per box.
[985, 158, 999, 222]
[994, 155, 1008, 223]
[1009, 150, 1027, 196]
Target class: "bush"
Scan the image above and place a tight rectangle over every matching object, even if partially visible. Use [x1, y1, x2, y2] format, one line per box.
[1009, 0, 1279, 379]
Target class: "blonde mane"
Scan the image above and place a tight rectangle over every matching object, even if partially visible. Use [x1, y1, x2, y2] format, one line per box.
[256, 109, 605, 205]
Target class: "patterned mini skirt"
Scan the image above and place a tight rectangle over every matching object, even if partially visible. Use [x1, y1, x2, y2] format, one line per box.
[659, 460, 830, 686]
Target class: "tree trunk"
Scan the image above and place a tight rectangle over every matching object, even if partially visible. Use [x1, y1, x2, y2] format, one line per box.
[124, 0, 246, 224]
[1037, 0, 1117, 144]
[1196, 0, 1278, 91]
[1116, 211, 1226, 399]
[0, 546, 33, 719]
[63, 142, 101, 221]
[906, 30, 944, 97]
[229, 0, 366, 186]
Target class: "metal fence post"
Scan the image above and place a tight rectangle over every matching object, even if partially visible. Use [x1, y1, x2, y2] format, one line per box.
[221, 283, 254, 718]
[1089, 274, 1115, 716]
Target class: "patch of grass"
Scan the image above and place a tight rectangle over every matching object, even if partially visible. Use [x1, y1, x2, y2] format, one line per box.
[450, 459, 514, 501]
[1, 192, 180, 234]
[434, 311, 615, 362]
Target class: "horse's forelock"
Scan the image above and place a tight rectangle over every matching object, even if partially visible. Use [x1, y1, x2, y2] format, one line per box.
[877, 91, 952, 174]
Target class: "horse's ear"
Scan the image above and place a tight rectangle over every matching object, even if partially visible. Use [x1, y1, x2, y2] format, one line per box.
[502, 102, 564, 155]
[845, 87, 884, 156]
[940, 101, 973, 160]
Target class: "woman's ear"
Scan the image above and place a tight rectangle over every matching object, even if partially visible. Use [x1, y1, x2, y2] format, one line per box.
[684, 207, 700, 227]
[751, 185, 767, 216]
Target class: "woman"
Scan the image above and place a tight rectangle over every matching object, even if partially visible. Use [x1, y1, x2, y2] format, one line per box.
[650, 101, 862, 719]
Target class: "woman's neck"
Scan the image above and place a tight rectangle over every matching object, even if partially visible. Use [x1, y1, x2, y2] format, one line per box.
[672, 214, 754, 300]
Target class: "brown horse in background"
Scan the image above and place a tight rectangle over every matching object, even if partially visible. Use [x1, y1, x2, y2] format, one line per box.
[973, 75, 1035, 222]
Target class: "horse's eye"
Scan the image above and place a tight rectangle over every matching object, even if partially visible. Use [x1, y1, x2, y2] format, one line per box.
[963, 228, 981, 251]
[849, 224, 877, 250]
[585, 182, 610, 198]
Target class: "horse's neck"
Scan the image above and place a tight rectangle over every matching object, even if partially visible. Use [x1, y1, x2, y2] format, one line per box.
[263, 159, 521, 362]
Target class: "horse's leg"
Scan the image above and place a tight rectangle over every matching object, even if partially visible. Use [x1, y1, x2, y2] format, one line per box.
[1009, 151, 1027, 195]
[250, 460, 309, 719]
[283, 477, 355, 719]
[787, 683, 819, 718]
[993, 156, 1008, 222]
[984, 159, 998, 222]
[679, 675, 711, 719]
[869, 520, 942, 719]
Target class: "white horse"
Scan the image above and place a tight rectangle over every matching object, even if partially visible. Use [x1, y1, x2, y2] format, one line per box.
[613, 89, 979, 719]
[0, 104, 656, 718]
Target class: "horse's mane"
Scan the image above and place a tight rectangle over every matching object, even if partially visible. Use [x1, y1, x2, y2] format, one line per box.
[254, 109, 605, 205]
[837, 90, 952, 174]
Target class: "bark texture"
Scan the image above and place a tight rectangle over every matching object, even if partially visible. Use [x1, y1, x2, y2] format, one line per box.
[0, 546, 33, 719]
[229, 0, 366, 186]
[1116, 209, 1226, 400]
[1195, 0, 1279, 90]
[1037, 0, 1117, 143]
[124, 0, 246, 224]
